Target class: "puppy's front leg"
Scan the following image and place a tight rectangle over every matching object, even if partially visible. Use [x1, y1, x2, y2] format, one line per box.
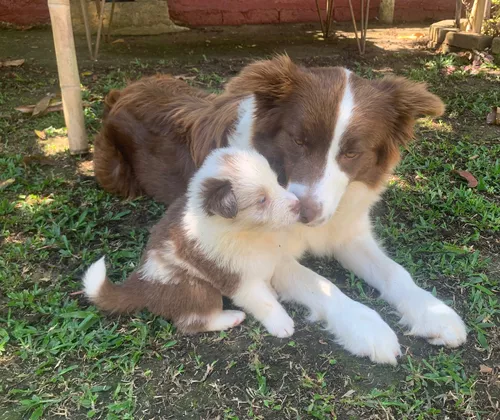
[232, 281, 294, 338]
[272, 257, 401, 365]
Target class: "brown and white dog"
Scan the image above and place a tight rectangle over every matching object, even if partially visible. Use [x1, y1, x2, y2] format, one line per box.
[93, 55, 467, 364]
[83, 147, 303, 336]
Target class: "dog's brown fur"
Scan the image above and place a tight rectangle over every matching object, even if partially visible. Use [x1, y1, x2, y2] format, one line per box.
[94, 75, 247, 204]
[94, 56, 444, 207]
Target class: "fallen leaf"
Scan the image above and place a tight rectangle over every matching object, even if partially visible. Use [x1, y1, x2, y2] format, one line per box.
[480, 364, 493, 374]
[111, 38, 125, 44]
[0, 58, 25, 67]
[34, 129, 47, 140]
[453, 170, 478, 188]
[22, 155, 56, 166]
[341, 390, 356, 398]
[174, 75, 196, 81]
[81, 71, 93, 77]
[486, 107, 500, 125]
[399, 33, 425, 40]
[15, 105, 36, 113]
[32, 94, 55, 117]
[16, 102, 63, 115]
[0, 178, 15, 189]
[441, 65, 456, 76]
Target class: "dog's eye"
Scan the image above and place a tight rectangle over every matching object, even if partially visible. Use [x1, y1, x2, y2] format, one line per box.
[343, 152, 359, 159]
[258, 195, 267, 204]
[295, 138, 307, 147]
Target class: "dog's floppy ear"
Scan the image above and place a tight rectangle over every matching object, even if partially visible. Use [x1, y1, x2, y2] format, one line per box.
[375, 76, 445, 146]
[225, 54, 298, 104]
[376, 76, 445, 119]
[201, 178, 238, 219]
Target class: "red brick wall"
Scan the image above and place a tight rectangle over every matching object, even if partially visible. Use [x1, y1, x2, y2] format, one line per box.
[394, 0, 456, 22]
[0, 0, 50, 26]
[168, 0, 381, 26]
[0, 0, 455, 27]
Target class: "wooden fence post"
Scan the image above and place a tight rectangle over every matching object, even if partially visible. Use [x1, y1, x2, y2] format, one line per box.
[48, 0, 88, 154]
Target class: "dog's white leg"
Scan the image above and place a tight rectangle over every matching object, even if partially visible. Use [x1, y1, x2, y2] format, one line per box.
[272, 258, 401, 365]
[232, 281, 295, 338]
[332, 222, 467, 348]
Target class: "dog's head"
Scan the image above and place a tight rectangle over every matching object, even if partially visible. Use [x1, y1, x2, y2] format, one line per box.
[225, 55, 445, 226]
[189, 148, 300, 229]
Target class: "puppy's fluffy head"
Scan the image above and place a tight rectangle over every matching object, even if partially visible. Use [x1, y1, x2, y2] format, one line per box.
[189, 147, 300, 229]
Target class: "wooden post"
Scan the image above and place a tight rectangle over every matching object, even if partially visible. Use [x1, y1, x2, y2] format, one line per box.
[48, 0, 88, 154]
[455, 0, 462, 29]
[468, 0, 487, 33]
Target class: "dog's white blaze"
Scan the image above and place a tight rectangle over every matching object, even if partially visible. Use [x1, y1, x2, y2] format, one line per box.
[313, 69, 353, 222]
[228, 95, 255, 150]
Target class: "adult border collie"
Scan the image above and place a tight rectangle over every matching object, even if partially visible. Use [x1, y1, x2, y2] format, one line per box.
[93, 55, 466, 364]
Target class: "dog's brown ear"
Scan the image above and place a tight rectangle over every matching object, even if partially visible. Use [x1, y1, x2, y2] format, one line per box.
[225, 54, 298, 103]
[201, 178, 238, 219]
[375, 76, 445, 146]
[376, 76, 445, 119]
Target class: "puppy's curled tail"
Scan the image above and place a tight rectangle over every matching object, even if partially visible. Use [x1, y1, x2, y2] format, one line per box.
[83, 257, 145, 314]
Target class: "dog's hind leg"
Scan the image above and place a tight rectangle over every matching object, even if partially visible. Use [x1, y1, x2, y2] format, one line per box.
[149, 276, 245, 334]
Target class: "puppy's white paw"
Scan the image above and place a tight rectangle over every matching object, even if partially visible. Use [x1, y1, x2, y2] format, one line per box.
[327, 301, 401, 365]
[399, 290, 467, 347]
[206, 310, 246, 331]
[262, 308, 295, 338]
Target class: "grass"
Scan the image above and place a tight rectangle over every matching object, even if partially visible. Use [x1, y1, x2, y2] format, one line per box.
[1, 36, 499, 419]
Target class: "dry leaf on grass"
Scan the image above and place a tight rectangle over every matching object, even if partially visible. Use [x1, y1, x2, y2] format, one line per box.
[174, 75, 196, 81]
[111, 38, 125, 44]
[479, 364, 493, 374]
[32, 94, 55, 117]
[22, 155, 56, 166]
[453, 170, 478, 188]
[0, 58, 25, 67]
[0, 178, 16, 189]
[34, 129, 47, 140]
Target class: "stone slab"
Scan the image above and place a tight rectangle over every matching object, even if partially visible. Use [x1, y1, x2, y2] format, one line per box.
[493, 37, 500, 55]
[444, 31, 494, 51]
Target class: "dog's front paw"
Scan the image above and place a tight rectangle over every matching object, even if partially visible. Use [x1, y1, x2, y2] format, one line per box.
[262, 307, 295, 338]
[327, 300, 401, 365]
[399, 289, 467, 347]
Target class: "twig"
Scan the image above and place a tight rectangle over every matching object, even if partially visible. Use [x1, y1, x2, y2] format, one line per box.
[94, 0, 106, 60]
[106, 0, 116, 43]
[347, 0, 362, 53]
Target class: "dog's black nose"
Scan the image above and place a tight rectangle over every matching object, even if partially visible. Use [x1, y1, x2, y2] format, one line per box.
[299, 198, 322, 224]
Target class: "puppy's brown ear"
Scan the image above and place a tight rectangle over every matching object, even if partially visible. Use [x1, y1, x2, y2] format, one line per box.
[201, 178, 238, 219]
[375, 76, 445, 146]
[225, 54, 298, 103]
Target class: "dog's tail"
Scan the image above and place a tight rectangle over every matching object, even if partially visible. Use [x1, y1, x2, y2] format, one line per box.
[82, 257, 145, 314]
[103, 89, 121, 119]
[93, 105, 144, 200]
